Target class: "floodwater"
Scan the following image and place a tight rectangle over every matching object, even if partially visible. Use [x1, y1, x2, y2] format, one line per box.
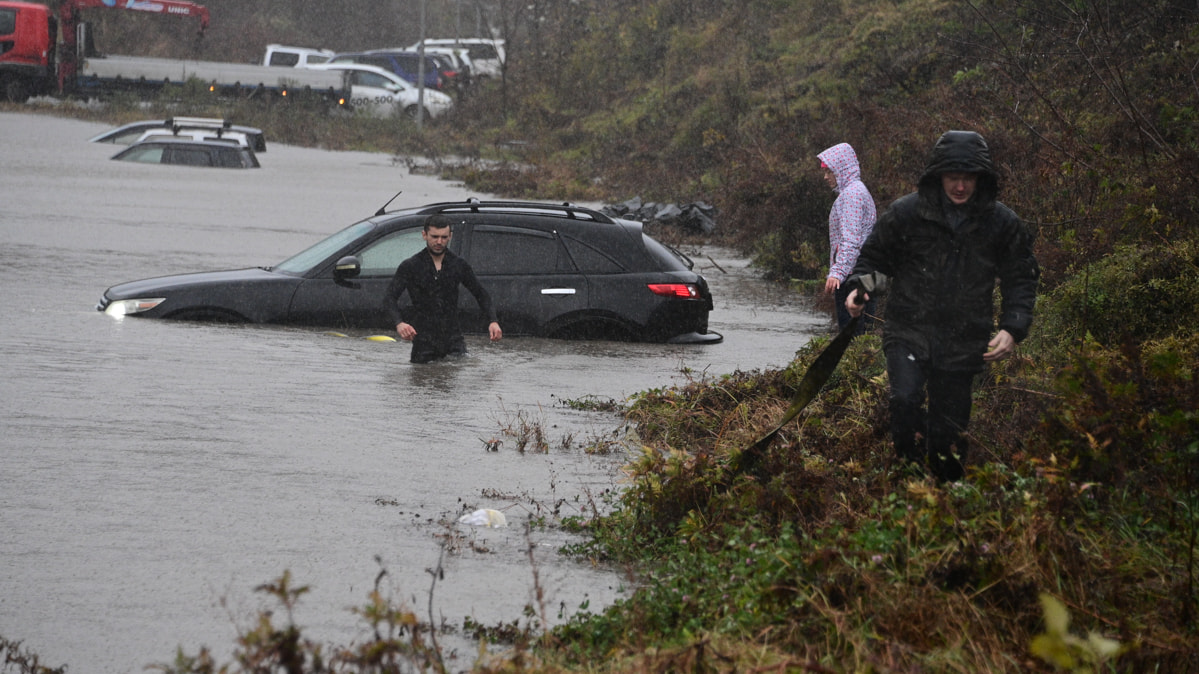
[0, 111, 827, 672]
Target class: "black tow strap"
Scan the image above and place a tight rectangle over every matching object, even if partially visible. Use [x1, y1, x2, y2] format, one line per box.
[729, 312, 863, 481]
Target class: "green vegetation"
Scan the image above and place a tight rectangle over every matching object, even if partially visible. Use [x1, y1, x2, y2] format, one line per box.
[5, 0, 1198, 671]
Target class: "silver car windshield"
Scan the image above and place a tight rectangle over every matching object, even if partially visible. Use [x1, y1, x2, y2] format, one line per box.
[274, 221, 376, 274]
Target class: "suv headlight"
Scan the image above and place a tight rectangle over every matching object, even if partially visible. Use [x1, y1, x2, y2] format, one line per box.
[103, 298, 166, 317]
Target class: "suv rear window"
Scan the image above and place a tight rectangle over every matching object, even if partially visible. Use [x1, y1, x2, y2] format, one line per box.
[562, 235, 626, 274]
[641, 234, 693, 270]
[212, 148, 254, 168]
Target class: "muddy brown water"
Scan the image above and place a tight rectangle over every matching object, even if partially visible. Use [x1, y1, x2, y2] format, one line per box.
[0, 111, 827, 672]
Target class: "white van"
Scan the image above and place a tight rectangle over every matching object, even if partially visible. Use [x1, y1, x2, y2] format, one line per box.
[408, 38, 504, 78]
[302, 63, 454, 119]
[264, 44, 336, 68]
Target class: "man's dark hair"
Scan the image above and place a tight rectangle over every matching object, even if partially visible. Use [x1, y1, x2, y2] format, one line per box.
[424, 214, 453, 232]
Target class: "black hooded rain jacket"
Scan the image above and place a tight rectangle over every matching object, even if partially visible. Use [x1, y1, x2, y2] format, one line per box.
[850, 131, 1040, 372]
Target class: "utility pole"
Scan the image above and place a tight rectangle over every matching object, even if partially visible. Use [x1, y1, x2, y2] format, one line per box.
[416, 0, 426, 130]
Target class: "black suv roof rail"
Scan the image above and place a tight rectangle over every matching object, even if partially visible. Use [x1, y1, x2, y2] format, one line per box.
[403, 199, 617, 223]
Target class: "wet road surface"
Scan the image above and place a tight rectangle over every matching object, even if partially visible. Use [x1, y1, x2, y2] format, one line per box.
[0, 111, 827, 672]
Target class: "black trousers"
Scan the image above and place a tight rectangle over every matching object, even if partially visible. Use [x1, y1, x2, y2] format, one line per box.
[410, 332, 467, 364]
[885, 343, 975, 481]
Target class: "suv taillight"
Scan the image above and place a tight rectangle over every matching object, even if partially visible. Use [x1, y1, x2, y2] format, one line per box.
[647, 283, 699, 298]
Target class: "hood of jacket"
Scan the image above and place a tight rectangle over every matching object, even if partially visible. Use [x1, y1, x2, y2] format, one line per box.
[916, 130, 999, 215]
[817, 142, 862, 193]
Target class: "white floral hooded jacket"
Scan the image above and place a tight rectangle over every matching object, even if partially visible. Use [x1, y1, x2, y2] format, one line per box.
[817, 143, 877, 283]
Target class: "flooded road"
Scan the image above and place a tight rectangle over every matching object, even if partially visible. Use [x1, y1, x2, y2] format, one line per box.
[0, 111, 826, 672]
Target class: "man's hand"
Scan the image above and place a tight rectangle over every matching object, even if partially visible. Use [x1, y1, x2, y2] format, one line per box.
[845, 289, 868, 317]
[824, 276, 840, 294]
[396, 322, 416, 341]
[488, 322, 503, 341]
[984, 329, 1015, 362]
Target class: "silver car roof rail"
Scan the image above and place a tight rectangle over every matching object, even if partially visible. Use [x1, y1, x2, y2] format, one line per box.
[414, 199, 613, 222]
[165, 116, 232, 130]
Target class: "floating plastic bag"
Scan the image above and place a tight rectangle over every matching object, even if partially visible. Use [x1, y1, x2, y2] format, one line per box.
[457, 508, 508, 528]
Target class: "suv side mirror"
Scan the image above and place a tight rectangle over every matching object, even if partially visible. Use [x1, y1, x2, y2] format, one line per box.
[333, 256, 361, 280]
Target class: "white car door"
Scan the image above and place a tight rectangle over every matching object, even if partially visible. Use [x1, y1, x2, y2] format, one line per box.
[347, 71, 412, 117]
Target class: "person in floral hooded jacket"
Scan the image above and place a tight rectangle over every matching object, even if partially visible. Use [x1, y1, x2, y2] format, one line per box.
[818, 142, 877, 333]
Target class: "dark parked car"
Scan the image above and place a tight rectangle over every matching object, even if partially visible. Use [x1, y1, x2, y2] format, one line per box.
[427, 52, 466, 94]
[89, 117, 267, 153]
[110, 138, 261, 169]
[97, 200, 722, 343]
[327, 50, 442, 90]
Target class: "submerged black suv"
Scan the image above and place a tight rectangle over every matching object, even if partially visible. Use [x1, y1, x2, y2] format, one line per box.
[98, 200, 721, 344]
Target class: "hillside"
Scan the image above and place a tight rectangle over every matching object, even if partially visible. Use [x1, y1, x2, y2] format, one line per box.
[83, 0, 1194, 287]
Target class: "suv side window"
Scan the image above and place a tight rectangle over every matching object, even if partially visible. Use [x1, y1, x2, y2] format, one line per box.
[352, 71, 393, 89]
[562, 235, 626, 273]
[394, 54, 418, 72]
[121, 145, 166, 163]
[470, 226, 570, 275]
[357, 228, 427, 277]
[166, 147, 213, 166]
[362, 55, 393, 72]
[466, 44, 498, 60]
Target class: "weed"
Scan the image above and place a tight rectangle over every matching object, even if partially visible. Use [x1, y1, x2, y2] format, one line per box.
[552, 394, 623, 413]
[496, 407, 549, 454]
[1030, 593, 1127, 672]
[0, 637, 66, 674]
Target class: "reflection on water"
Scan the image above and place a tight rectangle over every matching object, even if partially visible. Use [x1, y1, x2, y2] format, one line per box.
[0, 112, 826, 673]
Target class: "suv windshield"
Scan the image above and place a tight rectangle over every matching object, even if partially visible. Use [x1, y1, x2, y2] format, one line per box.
[274, 221, 376, 274]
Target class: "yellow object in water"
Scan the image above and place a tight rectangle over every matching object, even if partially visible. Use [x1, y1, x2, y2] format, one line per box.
[325, 331, 348, 338]
[365, 335, 396, 342]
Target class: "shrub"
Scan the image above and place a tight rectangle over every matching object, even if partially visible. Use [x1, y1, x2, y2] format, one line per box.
[1032, 239, 1199, 354]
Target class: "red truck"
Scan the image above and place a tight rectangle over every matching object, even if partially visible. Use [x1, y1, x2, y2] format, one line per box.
[0, 0, 347, 105]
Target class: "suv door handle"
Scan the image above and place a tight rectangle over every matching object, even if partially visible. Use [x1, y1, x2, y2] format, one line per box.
[541, 288, 577, 295]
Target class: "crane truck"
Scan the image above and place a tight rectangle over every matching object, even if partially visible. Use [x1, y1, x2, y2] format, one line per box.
[0, 0, 348, 106]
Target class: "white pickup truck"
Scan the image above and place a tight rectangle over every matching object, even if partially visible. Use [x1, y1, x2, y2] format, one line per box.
[264, 45, 336, 68]
[78, 53, 349, 105]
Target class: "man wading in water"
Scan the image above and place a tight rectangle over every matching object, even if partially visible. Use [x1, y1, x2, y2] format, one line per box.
[384, 215, 502, 363]
[846, 130, 1039, 481]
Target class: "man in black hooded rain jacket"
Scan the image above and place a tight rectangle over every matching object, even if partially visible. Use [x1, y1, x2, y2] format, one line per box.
[846, 130, 1039, 481]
